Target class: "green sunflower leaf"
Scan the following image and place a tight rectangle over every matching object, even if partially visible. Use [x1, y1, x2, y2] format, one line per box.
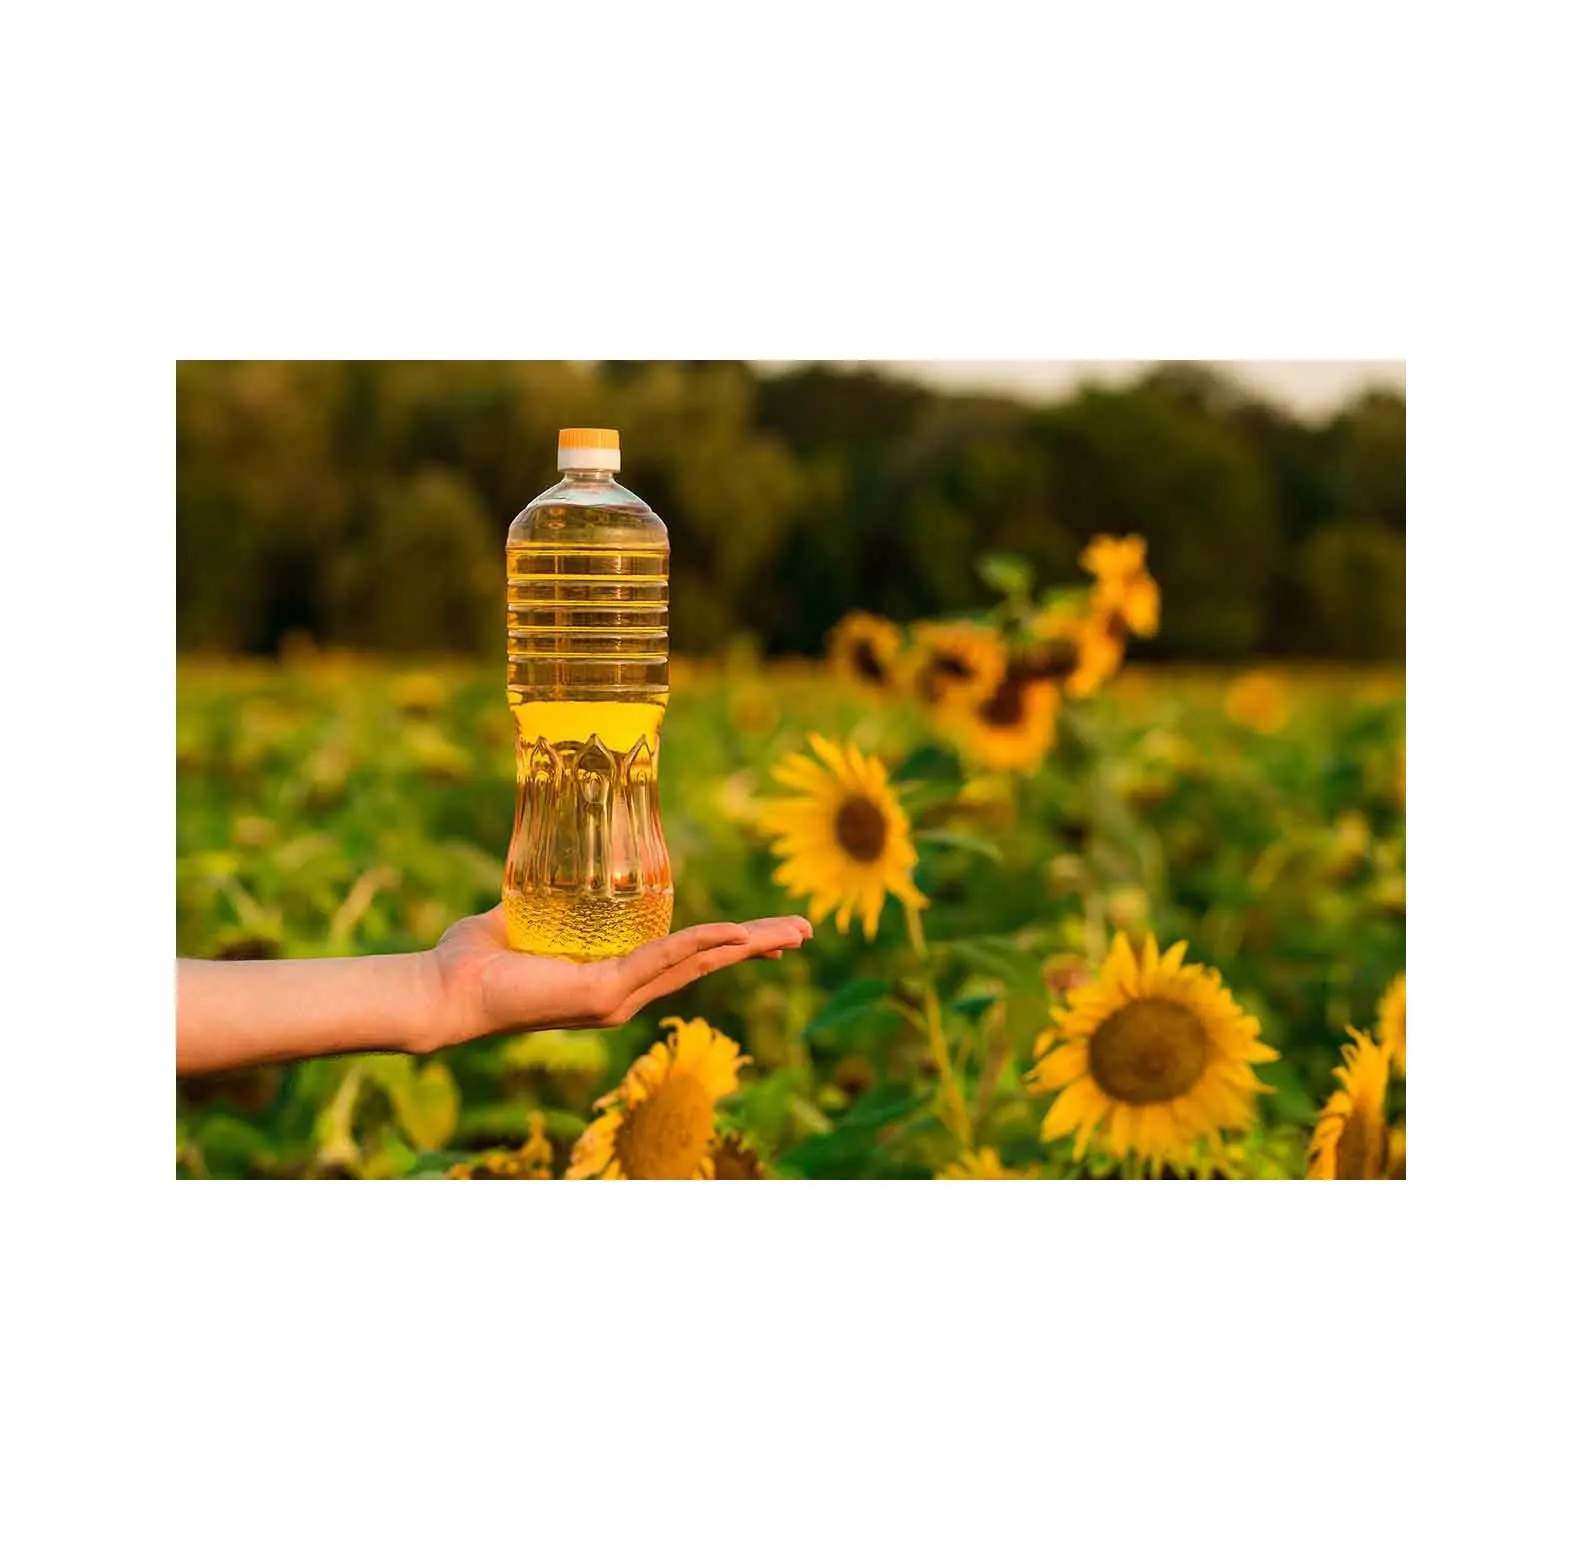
[404, 1148, 474, 1177]
[192, 1112, 275, 1178]
[892, 744, 965, 787]
[804, 977, 895, 1041]
[977, 551, 1034, 598]
[776, 1087, 931, 1179]
[914, 828, 1005, 864]
[948, 992, 1001, 1022]
[940, 934, 1044, 992]
[1256, 1059, 1319, 1125]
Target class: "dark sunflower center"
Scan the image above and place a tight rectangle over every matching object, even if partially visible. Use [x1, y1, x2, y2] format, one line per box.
[1041, 639, 1082, 679]
[852, 639, 887, 683]
[979, 662, 1042, 728]
[979, 679, 1026, 727]
[614, 1075, 714, 1179]
[835, 796, 889, 863]
[917, 652, 977, 705]
[1088, 998, 1209, 1105]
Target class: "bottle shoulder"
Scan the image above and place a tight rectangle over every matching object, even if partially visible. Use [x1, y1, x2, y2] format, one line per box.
[507, 476, 668, 547]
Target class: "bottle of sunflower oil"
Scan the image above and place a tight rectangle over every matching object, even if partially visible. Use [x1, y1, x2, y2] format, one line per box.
[502, 428, 673, 958]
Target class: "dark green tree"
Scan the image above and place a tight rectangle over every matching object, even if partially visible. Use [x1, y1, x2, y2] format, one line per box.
[1297, 520, 1406, 659]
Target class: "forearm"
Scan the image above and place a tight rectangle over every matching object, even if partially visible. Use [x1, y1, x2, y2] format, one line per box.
[177, 953, 444, 1075]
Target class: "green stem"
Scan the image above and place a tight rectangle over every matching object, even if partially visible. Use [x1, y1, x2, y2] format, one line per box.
[975, 1011, 1010, 1126]
[1084, 891, 1109, 964]
[905, 902, 971, 1148]
[953, 1017, 979, 1080]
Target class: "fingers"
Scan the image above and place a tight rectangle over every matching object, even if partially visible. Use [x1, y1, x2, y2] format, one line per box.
[607, 915, 814, 1022]
[609, 922, 753, 997]
[730, 916, 809, 955]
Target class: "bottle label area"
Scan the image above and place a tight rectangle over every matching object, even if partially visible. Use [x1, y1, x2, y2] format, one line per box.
[502, 705, 674, 959]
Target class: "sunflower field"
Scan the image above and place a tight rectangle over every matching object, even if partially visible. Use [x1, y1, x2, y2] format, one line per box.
[176, 540, 1405, 1179]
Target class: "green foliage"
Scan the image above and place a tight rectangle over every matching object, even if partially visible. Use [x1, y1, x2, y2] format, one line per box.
[975, 551, 1036, 601]
[913, 829, 1005, 865]
[175, 657, 1405, 1180]
[776, 1087, 934, 1180]
[804, 979, 896, 1042]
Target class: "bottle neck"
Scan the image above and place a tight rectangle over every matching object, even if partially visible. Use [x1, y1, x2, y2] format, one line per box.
[561, 468, 616, 483]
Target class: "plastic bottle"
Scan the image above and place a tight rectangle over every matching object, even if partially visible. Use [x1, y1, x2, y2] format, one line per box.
[502, 428, 673, 957]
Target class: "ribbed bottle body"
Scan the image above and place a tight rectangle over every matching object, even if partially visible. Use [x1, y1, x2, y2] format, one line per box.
[502, 479, 673, 958]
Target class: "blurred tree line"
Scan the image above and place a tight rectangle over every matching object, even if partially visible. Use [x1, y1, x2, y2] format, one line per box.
[176, 360, 1404, 661]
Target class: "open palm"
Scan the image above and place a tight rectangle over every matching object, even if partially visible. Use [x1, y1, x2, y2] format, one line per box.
[427, 905, 813, 1048]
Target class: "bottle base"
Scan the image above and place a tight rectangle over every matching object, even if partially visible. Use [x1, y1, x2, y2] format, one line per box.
[501, 886, 674, 960]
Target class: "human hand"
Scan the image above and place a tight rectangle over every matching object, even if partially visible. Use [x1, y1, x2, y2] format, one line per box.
[420, 905, 814, 1052]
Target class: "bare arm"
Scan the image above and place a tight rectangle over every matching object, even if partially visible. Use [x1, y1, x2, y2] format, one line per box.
[177, 907, 812, 1076]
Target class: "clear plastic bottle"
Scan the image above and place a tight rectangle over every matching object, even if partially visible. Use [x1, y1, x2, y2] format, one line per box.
[502, 428, 673, 958]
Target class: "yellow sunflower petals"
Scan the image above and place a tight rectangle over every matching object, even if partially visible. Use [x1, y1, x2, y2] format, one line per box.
[1138, 932, 1161, 979]
[770, 754, 831, 791]
[807, 732, 855, 784]
[1107, 1102, 1134, 1157]
[1025, 1043, 1086, 1093]
[1107, 931, 1139, 995]
[1041, 1077, 1100, 1144]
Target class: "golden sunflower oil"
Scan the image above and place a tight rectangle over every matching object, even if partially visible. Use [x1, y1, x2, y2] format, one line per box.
[502, 428, 674, 958]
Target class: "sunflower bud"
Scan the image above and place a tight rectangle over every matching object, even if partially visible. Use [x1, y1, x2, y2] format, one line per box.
[1041, 952, 1092, 999]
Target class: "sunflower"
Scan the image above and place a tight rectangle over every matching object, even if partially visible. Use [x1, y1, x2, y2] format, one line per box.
[1080, 534, 1160, 638]
[1307, 1028, 1394, 1180]
[517, 1111, 554, 1175]
[827, 610, 904, 695]
[947, 657, 1061, 773]
[448, 1112, 555, 1180]
[1377, 973, 1406, 1077]
[936, 1148, 1035, 1179]
[1025, 604, 1126, 700]
[1069, 611, 1127, 697]
[1025, 932, 1278, 1172]
[908, 621, 1008, 713]
[759, 734, 927, 939]
[567, 1018, 745, 1180]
